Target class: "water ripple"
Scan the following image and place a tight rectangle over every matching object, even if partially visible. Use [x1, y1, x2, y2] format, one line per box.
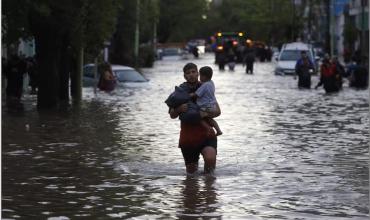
[2, 54, 368, 219]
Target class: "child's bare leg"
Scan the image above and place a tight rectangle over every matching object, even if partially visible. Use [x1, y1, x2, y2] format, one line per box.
[207, 118, 222, 136]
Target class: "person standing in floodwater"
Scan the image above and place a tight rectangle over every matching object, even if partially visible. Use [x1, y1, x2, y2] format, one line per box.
[295, 51, 314, 89]
[315, 55, 339, 93]
[169, 63, 221, 175]
[97, 62, 116, 92]
[243, 44, 255, 74]
[5, 54, 27, 101]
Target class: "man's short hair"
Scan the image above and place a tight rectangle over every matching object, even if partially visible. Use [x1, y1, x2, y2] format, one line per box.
[199, 66, 213, 79]
[183, 62, 197, 73]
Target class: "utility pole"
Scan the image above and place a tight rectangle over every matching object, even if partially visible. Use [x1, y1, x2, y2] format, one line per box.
[292, 0, 296, 41]
[360, 0, 366, 59]
[325, 0, 331, 54]
[153, 22, 157, 55]
[134, 0, 140, 67]
[330, 0, 336, 56]
[72, 47, 84, 101]
[152, 0, 158, 59]
[93, 57, 98, 95]
[308, 0, 312, 42]
[270, 0, 274, 45]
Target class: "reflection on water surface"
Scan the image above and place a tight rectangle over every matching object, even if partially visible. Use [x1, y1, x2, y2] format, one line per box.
[2, 54, 369, 219]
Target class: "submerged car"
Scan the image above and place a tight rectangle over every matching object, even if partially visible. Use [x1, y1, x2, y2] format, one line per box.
[157, 47, 186, 60]
[83, 64, 148, 87]
[274, 42, 319, 75]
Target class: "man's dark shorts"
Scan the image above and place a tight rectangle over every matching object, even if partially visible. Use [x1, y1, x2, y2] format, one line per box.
[181, 138, 217, 165]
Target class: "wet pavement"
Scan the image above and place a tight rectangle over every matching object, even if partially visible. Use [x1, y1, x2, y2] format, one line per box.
[2, 53, 369, 219]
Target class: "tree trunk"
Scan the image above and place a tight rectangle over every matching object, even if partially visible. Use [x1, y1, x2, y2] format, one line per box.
[59, 35, 71, 103]
[71, 47, 83, 101]
[325, 0, 331, 54]
[35, 30, 62, 109]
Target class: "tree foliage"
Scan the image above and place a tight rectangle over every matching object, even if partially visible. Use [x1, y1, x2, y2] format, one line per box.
[2, 0, 120, 108]
[201, 0, 297, 44]
[3, 0, 119, 54]
[110, 0, 161, 66]
[157, 0, 207, 42]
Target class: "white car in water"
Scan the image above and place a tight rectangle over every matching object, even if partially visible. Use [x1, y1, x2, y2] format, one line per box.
[157, 47, 186, 60]
[83, 64, 148, 87]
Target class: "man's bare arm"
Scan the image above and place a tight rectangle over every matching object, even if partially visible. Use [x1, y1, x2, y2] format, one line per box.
[169, 104, 188, 119]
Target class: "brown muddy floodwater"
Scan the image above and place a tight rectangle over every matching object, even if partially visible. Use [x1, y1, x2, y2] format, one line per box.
[2, 54, 369, 219]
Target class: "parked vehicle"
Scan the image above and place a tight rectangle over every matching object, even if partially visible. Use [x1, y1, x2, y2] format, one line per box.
[186, 39, 206, 54]
[83, 64, 148, 87]
[157, 47, 185, 60]
[274, 42, 319, 75]
[213, 31, 247, 63]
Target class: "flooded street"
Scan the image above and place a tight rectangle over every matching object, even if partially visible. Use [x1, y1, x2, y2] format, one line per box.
[2, 54, 369, 219]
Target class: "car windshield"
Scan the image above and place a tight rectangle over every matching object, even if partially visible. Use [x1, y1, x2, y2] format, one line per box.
[279, 50, 312, 61]
[114, 69, 147, 82]
[163, 48, 181, 56]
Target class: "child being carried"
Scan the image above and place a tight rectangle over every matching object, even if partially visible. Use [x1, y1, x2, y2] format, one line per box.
[190, 66, 222, 136]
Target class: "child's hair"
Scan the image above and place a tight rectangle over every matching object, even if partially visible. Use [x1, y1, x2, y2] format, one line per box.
[199, 66, 213, 80]
[183, 62, 197, 73]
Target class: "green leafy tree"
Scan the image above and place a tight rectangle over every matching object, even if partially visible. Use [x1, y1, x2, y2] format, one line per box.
[110, 0, 160, 67]
[110, 0, 138, 65]
[2, 0, 119, 109]
[202, 0, 297, 44]
[152, 0, 300, 45]
[157, 0, 207, 42]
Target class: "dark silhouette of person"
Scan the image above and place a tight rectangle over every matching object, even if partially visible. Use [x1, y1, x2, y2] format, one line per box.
[315, 56, 340, 93]
[5, 54, 27, 101]
[97, 62, 116, 92]
[225, 41, 236, 71]
[215, 42, 227, 71]
[349, 57, 368, 89]
[257, 45, 266, 62]
[295, 51, 314, 88]
[26, 56, 38, 94]
[265, 46, 273, 62]
[352, 49, 362, 64]
[332, 56, 345, 90]
[243, 45, 255, 74]
[192, 46, 199, 58]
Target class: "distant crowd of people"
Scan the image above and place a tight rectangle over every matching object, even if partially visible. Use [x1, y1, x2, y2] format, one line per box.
[294, 50, 369, 93]
[215, 40, 272, 73]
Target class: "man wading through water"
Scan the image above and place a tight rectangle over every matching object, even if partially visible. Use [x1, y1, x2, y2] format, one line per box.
[168, 63, 221, 174]
[295, 51, 314, 89]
